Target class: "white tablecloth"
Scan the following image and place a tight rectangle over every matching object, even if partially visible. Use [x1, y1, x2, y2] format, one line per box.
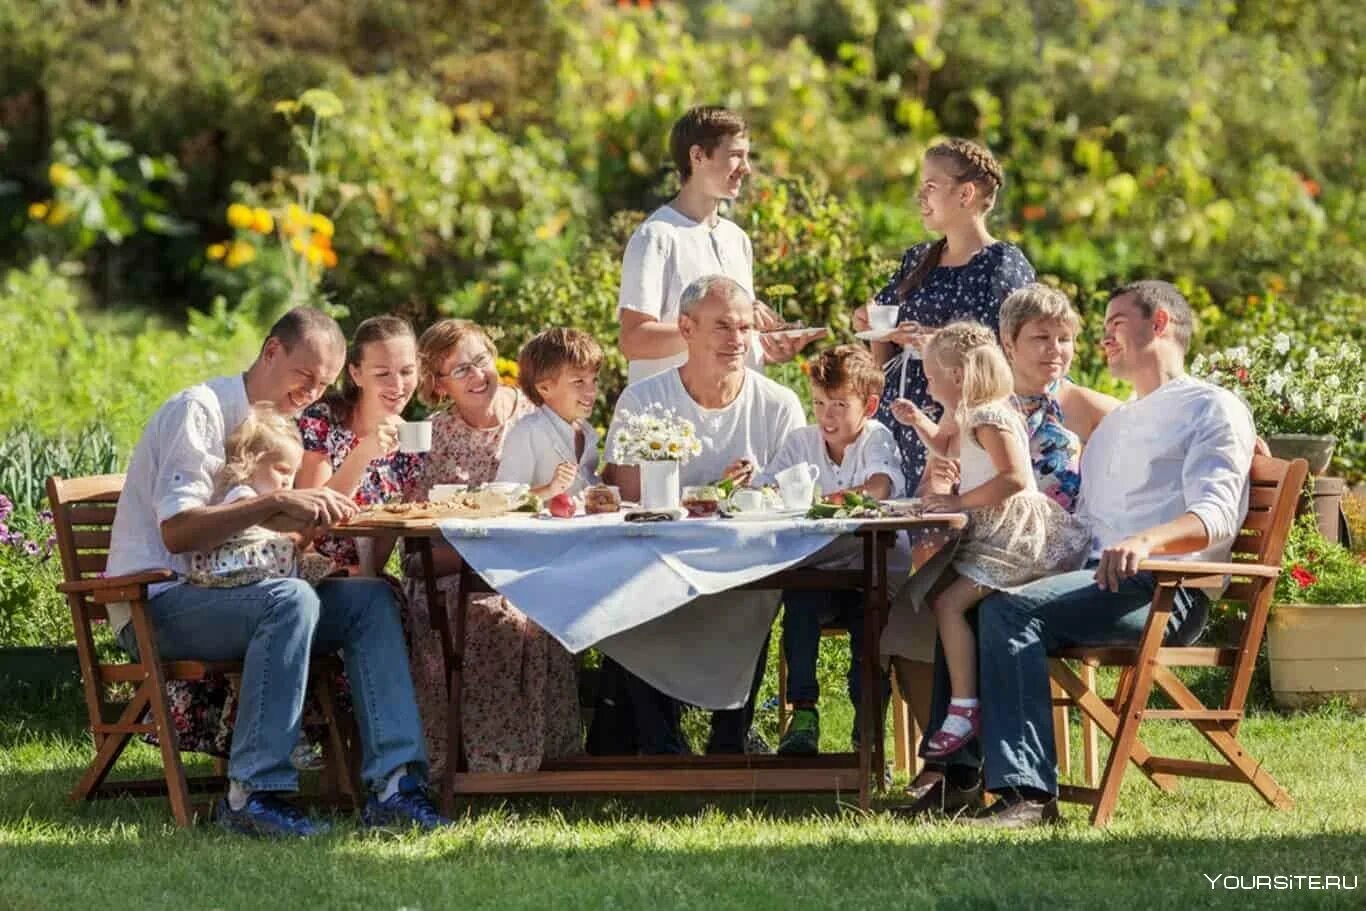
[438, 513, 852, 708]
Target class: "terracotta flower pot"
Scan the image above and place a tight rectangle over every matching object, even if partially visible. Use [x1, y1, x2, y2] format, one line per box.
[1267, 604, 1366, 710]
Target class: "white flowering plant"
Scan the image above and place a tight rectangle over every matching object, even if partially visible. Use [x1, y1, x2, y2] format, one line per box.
[1192, 334, 1365, 440]
[609, 404, 706, 463]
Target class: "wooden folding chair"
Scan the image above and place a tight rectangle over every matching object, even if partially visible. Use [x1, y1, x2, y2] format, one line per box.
[1048, 455, 1307, 826]
[48, 474, 360, 827]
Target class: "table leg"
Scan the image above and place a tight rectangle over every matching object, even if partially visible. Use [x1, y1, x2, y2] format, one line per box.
[413, 537, 464, 814]
[858, 533, 876, 811]
[872, 531, 889, 790]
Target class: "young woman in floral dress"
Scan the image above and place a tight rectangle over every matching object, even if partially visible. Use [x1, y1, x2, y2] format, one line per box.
[295, 315, 424, 573]
[404, 319, 581, 775]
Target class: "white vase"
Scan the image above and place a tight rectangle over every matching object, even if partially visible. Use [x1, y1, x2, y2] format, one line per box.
[638, 460, 680, 509]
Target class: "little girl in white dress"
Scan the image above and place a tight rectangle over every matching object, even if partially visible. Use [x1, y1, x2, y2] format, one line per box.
[892, 321, 1090, 758]
[188, 403, 333, 589]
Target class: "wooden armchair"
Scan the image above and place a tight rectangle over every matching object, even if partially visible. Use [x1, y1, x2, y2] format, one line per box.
[1049, 455, 1308, 826]
[48, 474, 359, 827]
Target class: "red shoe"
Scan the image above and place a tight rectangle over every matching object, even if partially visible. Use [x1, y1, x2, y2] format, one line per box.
[923, 704, 980, 759]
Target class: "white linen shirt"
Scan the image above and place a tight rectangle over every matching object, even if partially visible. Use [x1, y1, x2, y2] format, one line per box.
[759, 422, 905, 499]
[495, 405, 600, 496]
[105, 374, 251, 633]
[618, 204, 764, 383]
[1076, 375, 1255, 577]
[606, 368, 805, 488]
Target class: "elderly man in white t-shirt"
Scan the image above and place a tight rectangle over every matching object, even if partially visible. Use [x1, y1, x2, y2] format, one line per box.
[907, 281, 1257, 828]
[603, 274, 805, 754]
[618, 106, 822, 384]
[105, 308, 448, 837]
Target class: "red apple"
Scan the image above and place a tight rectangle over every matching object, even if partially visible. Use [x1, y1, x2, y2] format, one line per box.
[549, 493, 576, 518]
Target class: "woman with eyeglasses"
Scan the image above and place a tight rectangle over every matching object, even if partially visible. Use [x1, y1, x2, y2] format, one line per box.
[400, 319, 580, 776]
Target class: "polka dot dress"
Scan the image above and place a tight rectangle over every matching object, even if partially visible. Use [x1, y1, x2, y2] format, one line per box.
[872, 240, 1036, 491]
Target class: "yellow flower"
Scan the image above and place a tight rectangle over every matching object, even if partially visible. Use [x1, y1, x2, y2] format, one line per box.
[321, 247, 338, 268]
[251, 207, 274, 234]
[283, 203, 307, 236]
[303, 244, 324, 266]
[309, 230, 332, 250]
[206, 242, 227, 261]
[226, 203, 255, 230]
[48, 163, 77, 188]
[290, 235, 307, 255]
[308, 212, 334, 238]
[46, 202, 72, 226]
[27, 201, 50, 220]
[224, 240, 256, 269]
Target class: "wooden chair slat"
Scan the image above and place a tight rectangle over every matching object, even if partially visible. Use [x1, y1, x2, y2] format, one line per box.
[1050, 455, 1305, 826]
[76, 552, 110, 576]
[65, 504, 119, 526]
[71, 529, 113, 550]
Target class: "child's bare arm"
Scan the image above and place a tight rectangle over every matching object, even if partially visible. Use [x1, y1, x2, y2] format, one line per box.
[891, 398, 957, 459]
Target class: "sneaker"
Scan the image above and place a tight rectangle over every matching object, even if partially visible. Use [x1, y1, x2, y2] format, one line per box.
[215, 793, 331, 839]
[361, 774, 453, 832]
[777, 707, 820, 756]
[744, 727, 772, 755]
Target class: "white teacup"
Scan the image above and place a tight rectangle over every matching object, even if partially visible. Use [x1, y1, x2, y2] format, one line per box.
[868, 304, 900, 331]
[398, 420, 433, 454]
[726, 488, 766, 514]
[775, 462, 821, 509]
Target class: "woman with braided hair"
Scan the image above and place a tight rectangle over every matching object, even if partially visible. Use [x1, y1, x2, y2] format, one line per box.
[854, 139, 1035, 491]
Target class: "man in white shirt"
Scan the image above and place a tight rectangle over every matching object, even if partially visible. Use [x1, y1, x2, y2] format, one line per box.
[106, 308, 448, 836]
[603, 274, 805, 753]
[911, 281, 1256, 827]
[617, 106, 821, 384]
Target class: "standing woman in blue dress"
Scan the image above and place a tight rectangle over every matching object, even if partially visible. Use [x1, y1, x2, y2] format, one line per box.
[855, 139, 1035, 491]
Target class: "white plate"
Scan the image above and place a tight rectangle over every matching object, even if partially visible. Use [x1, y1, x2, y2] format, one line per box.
[722, 507, 808, 522]
[855, 328, 896, 342]
[760, 327, 827, 339]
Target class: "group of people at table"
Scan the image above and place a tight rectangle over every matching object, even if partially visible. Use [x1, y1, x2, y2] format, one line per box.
[105, 107, 1258, 836]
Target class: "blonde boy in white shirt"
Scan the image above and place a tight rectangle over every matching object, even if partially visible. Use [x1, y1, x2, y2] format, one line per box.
[496, 328, 603, 500]
[762, 345, 905, 756]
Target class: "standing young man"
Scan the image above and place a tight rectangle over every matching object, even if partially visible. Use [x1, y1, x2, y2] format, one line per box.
[618, 106, 821, 383]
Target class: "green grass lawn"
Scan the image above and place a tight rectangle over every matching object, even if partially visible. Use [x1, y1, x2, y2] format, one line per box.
[2, 672, 1364, 910]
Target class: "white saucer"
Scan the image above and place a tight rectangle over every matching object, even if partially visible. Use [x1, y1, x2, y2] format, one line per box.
[761, 327, 828, 340]
[855, 328, 896, 341]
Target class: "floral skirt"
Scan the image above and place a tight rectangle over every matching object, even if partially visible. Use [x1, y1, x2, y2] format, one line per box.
[402, 571, 582, 775]
[140, 673, 350, 758]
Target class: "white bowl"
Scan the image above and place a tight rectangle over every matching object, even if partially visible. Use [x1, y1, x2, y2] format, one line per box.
[485, 482, 529, 500]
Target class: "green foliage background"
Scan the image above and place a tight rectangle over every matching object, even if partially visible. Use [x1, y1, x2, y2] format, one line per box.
[0, 0, 1362, 645]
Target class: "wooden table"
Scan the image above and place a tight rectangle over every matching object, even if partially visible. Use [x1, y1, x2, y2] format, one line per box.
[337, 513, 964, 813]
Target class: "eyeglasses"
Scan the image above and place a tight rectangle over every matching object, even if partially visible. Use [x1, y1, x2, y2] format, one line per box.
[438, 353, 493, 382]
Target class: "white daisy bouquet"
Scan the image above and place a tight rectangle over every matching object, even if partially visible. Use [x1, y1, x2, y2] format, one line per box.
[610, 404, 705, 463]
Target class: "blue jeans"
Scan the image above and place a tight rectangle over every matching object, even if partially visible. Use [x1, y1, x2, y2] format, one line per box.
[920, 567, 1208, 796]
[118, 577, 428, 792]
[782, 589, 890, 742]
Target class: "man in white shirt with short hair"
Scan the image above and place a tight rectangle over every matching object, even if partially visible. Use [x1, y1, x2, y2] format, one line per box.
[910, 280, 1256, 827]
[604, 274, 805, 754]
[106, 307, 448, 837]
